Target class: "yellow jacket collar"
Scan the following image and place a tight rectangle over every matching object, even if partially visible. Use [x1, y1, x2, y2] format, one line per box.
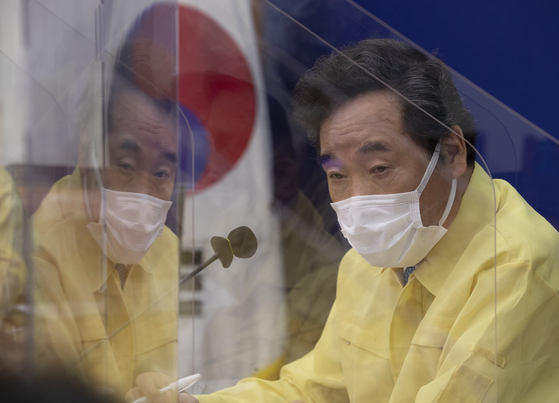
[413, 163, 499, 296]
[62, 169, 157, 292]
[86, 257, 157, 294]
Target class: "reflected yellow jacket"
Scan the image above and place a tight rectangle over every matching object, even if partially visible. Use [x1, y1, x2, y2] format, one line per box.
[199, 164, 559, 403]
[0, 166, 25, 319]
[32, 169, 179, 396]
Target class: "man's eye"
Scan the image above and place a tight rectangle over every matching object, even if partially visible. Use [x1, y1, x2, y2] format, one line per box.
[155, 171, 170, 179]
[372, 166, 387, 174]
[119, 163, 133, 171]
[329, 172, 345, 180]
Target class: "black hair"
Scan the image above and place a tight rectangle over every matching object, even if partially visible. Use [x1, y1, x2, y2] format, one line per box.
[293, 38, 477, 165]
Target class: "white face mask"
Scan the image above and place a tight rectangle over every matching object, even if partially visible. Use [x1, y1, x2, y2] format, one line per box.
[331, 143, 457, 268]
[87, 188, 172, 265]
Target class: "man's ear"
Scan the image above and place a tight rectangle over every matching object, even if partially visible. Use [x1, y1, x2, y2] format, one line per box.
[442, 125, 468, 179]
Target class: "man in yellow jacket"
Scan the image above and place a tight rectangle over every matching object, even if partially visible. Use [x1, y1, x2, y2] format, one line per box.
[144, 39, 558, 403]
[32, 72, 180, 397]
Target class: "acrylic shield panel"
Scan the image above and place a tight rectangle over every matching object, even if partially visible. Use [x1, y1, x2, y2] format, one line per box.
[0, 1, 557, 402]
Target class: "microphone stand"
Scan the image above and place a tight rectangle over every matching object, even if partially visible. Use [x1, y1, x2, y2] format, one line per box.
[68, 227, 256, 369]
[180, 253, 218, 286]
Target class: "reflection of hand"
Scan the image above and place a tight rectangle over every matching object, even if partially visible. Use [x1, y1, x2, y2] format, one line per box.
[125, 372, 197, 403]
[180, 393, 199, 403]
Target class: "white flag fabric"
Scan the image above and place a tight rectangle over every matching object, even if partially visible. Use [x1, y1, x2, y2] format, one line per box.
[177, 0, 286, 393]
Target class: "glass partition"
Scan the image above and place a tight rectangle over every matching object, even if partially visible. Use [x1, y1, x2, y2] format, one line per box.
[0, 0, 183, 399]
[1, 1, 557, 402]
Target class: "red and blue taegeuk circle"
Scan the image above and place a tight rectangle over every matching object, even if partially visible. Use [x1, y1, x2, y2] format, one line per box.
[127, 3, 256, 192]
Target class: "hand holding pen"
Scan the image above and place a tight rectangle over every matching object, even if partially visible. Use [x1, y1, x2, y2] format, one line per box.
[126, 373, 200, 403]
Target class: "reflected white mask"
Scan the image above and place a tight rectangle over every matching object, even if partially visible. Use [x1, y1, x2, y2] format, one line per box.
[87, 189, 172, 265]
[331, 143, 457, 268]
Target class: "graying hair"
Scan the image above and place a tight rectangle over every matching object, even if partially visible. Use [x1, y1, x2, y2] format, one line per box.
[293, 38, 477, 165]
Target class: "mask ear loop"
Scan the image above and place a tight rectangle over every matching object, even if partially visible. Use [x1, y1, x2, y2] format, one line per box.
[416, 142, 442, 194]
[413, 141, 457, 227]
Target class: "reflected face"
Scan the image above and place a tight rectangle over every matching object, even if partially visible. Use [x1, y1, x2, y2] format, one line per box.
[105, 90, 177, 201]
[319, 91, 453, 227]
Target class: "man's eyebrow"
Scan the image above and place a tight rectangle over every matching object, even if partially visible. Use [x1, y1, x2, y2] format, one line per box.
[161, 150, 177, 164]
[358, 141, 390, 154]
[119, 139, 140, 152]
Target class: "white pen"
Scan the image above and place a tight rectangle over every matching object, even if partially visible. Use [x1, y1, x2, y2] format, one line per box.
[132, 374, 201, 403]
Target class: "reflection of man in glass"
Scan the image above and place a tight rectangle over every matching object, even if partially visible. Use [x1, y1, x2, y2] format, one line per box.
[84, 77, 177, 268]
[182, 39, 559, 403]
[32, 69, 179, 396]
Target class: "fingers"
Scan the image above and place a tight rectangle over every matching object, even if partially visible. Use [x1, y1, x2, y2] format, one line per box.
[137, 373, 167, 403]
[131, 372, 174, 403]
[125, 387, 145, 403]
[126, 373, 200, 403]
[179, 392, 200, 403]
[163, 390, 174, 403]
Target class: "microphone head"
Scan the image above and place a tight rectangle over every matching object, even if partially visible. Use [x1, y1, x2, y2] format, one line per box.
[210, 236, 234, 268]
[227, 226, 258, 258]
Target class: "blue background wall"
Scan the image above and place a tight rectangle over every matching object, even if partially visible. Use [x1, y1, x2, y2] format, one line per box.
[354, 0, 559, 139]
[264, 0, 559, 230]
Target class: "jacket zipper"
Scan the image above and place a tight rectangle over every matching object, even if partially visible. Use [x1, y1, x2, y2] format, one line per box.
[391, 268, 404, 288]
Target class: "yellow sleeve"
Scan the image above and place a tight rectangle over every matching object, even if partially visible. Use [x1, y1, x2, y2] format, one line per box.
[0, 167, 25, 318]
[415, 262, 559, 403]
[198, 302, 349, 403]
[32, 255, 85, 374]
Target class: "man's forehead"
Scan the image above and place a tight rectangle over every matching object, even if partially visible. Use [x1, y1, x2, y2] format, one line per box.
[111, 89, 176, 127]
[110, 90, 177, 145]
[320, 90, 403, 137]
[113, 136, 177, 164]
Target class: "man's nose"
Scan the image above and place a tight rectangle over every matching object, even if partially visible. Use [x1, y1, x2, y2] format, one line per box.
[128, 172, 155, 196]
[349, 177, 372, 198]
